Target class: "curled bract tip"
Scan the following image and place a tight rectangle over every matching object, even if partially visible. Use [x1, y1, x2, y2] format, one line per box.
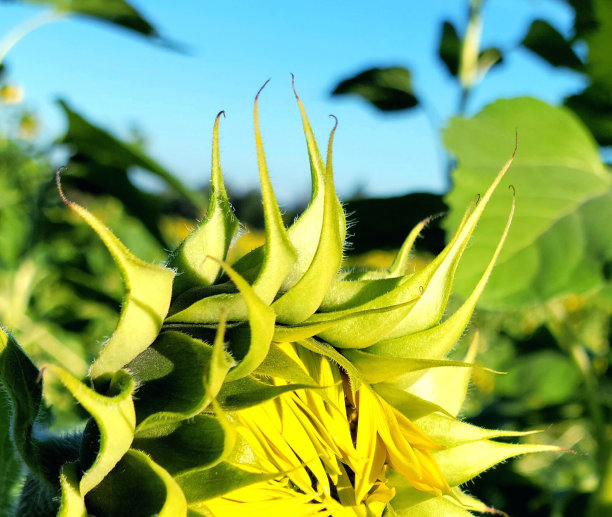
[508, 184, 516, 195]
[329, 114, 339, 131]
[255, 79, 271, 101]
[55, 166, 70, 205]
[35, 366, 46, 385]
[513, 129, 519, 158]
[291, 73, 300, 98]
[215, 110, 226, 121]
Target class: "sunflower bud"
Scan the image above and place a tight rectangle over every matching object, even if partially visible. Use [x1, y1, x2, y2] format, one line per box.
[0, 83, 560, 516]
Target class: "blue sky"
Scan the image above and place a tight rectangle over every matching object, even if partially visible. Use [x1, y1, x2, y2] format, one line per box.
[0, 0, 585, 205]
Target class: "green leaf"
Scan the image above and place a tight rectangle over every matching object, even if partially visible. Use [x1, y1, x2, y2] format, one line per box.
[495, 350, 581, 409]
[44, 366, 136, 496]
[444, 97, 612, 307]
[565, 84, 612, 146]
[581, 0, 612, 89]
[0, 385, 22, 515]
[24, 0, 174, 44]
[341, 193, 445, 257]
[85, 449, 187, 516]
[521, 19, 584, 71]
[59, 194, 174, 381]
[565, 0, 598, 38]
[0, 328, 43, 479]
[58, 99, 200, 244]
[175, 462, 279, 504]
[439, 21, 461, 77]
[133, 414, 229, 475]
[169, 113, 238, 293]
[331, 67, 419, 112]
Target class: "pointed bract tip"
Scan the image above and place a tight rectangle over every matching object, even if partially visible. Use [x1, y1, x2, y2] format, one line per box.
[55, 166, 70, 205]
[291, 73, 300, 98]
[255, 79, 271, 101]
[513, 129, 518, 159]
[329, 114, 339, 132]
[35, 366, 47, 385]
[215, 110, 226, 121]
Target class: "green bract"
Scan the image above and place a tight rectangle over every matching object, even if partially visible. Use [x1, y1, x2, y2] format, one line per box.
[0, 83, 559, 516]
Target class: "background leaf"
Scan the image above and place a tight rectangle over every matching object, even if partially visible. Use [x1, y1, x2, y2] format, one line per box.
[0, 386, 22, 516]
[521, 19, 584, 71]
[439, 21, 461, 77]
[57, 99, 200, 246]
[19, 0, 176, 44]
[444, 97, 612, 307]
[331, 67, 418, 112]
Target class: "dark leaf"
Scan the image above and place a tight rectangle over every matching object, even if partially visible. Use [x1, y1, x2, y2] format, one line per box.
[565, 84, 612, 146]
[332, 67, 419, 112]
[444, 97, 611, 308]
[565, 0, 599, 38]
[57, 100, 201, 246]
[21, 0, 182, 47]
[0, 386, 22, 516]
[582, 0, 612, 90]
[343, 193, 446, 255]
[521, 19, 584, 71]
[439, 21, 461, 77]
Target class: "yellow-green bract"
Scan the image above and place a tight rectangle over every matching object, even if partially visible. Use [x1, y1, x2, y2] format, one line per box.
[0, 82, 560, 517]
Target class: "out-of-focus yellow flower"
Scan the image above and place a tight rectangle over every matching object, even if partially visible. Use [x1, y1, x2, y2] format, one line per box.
[0, 83, 24, 104]
[18, 112, 38, 139]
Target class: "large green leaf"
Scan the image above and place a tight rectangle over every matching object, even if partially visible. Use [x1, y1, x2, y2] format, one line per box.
[331, 67, 418, 112]
[444, 97, 612, 307]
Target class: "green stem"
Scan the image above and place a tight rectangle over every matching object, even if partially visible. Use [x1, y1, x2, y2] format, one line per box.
[0, 10, 65, 67]
[546, 305, 610, 516]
